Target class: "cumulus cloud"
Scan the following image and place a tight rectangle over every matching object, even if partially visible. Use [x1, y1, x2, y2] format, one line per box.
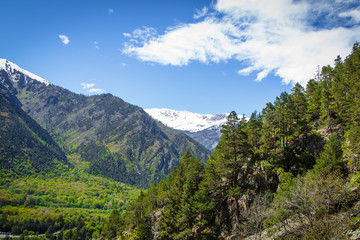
[123, 0, 360, 86]
[81, 82, 104, 94]
[58, 35, 70, 45]
[108, 8, 114, 14]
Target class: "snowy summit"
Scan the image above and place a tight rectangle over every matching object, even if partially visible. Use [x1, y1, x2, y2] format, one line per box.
[145, 108, 228, 133]
[0, 59, 50, 86]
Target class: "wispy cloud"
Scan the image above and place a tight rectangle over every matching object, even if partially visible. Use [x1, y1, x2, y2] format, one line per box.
[81, 82, 104, 94]
[194, 7, 208, 19]
[58, 35, 70, 45]
[94, 41, 99, 49]
[339, 8, 360, 23]
[123, 27, 157, 43]
[88, 88, 105, 94]
[81, 83, 95, 89]
[108, 8, 114, 14]
[123, 0, 360, 86]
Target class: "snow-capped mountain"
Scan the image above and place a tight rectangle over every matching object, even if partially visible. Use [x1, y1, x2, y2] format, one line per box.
[145, 108, 228, 132]
[0, 59, 50, 86]
[145, 108, 229, 150]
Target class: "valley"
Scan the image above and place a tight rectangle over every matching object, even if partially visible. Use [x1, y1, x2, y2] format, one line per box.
[1, 45, 360, 239]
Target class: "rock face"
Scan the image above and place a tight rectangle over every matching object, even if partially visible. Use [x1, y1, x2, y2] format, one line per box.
[145, 108, 228, 150]
[0, 59, 210, 187]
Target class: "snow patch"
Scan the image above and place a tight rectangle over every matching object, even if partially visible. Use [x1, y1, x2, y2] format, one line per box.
[0, 59, 50, 86]
[145, 108, 228, 132]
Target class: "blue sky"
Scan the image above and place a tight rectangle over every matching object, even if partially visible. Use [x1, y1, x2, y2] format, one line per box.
[1, 0, 359, 115]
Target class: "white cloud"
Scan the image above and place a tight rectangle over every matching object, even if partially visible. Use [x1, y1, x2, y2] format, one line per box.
[81, 83, 95, 89]
[108, 8, 114, 14]
[58, 35, 70, 45]
[123, 27, 157, 42]
[88, 88, 105, 94]
[339, 8, 360, 23]
[194, 7, 208, 19]
[81, 82, 104, 94]
[123, 0, 360, 86]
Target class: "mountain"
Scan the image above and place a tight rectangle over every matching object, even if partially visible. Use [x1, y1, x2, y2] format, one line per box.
[145, 108, 228, 150]
[0, 92, 68, 178]
[0, 59, 210, 187]
[0, 59, 50, 86]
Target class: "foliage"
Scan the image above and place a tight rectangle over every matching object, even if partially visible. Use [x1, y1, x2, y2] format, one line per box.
[2, 42, 360, 239]
[115, 43, 360, 239]
[0, 77, 210, 187]
[0, 156, 142, 238]
[0, 93, 68, 180]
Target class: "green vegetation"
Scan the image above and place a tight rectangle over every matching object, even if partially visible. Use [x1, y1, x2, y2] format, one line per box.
[3, 78, 210, 188]
[0, 93, 68, 181]
[1, 52, 209, 237]
[2, 43, 360, 239]
[0, 156, 142, 238]
[111, 43, 360, 239]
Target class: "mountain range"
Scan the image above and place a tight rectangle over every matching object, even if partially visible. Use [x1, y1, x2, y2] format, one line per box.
[0, 59, 210, 187]
[145, 108, 228, 150]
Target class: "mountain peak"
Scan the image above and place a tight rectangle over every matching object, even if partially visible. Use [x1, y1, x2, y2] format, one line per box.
[145, 108, 228, 132]
[0, 59, 50, 86]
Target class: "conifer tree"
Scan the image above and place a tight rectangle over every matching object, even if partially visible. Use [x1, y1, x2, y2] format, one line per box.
[313, 134, 346, 176]
[102, 210, 121, 239]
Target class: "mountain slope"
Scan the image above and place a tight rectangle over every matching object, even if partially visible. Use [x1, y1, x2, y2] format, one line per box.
[0, 59, 210, 187]
[181, 125, 223, 150]
[145, 108, 227, 132]
[145, 108, 228, 150]
[0, 92, 68, 178]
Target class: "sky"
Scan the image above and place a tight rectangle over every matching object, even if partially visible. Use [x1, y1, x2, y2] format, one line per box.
[1, 0, 359, 115]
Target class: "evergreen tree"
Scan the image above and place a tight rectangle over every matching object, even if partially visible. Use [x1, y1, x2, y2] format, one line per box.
[313, 134, 346, 176]
[102, 210, 121, 240]
[343, 125, 360, 172]
[246, 111, 263, 155]
[306, 79, 322, 123]
[290, 83, 308, 134]
[216, 112, 250, 186]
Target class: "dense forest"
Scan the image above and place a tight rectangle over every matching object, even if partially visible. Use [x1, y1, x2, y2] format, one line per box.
[0, 93, 68, 179]
[107, 43, 360, 239]
[0, 155, 142, 239]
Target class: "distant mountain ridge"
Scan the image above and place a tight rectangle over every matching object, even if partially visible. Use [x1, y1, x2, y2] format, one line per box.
[0, 59, 210, 187]
[145, 108, 228, 132]
[145, 108, 228, 150]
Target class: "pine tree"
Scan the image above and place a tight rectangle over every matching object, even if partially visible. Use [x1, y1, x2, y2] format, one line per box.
[313, 134, 346, 176]
[306, 79, 322, 123]
[102, 210, 121, 239]
[216, 112, 250, 186]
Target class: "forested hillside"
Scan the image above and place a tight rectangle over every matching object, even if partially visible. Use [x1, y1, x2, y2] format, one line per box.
[0, 66, 210, 188]
[0, 92, 68, 179]
[110, 43, 360, 239]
